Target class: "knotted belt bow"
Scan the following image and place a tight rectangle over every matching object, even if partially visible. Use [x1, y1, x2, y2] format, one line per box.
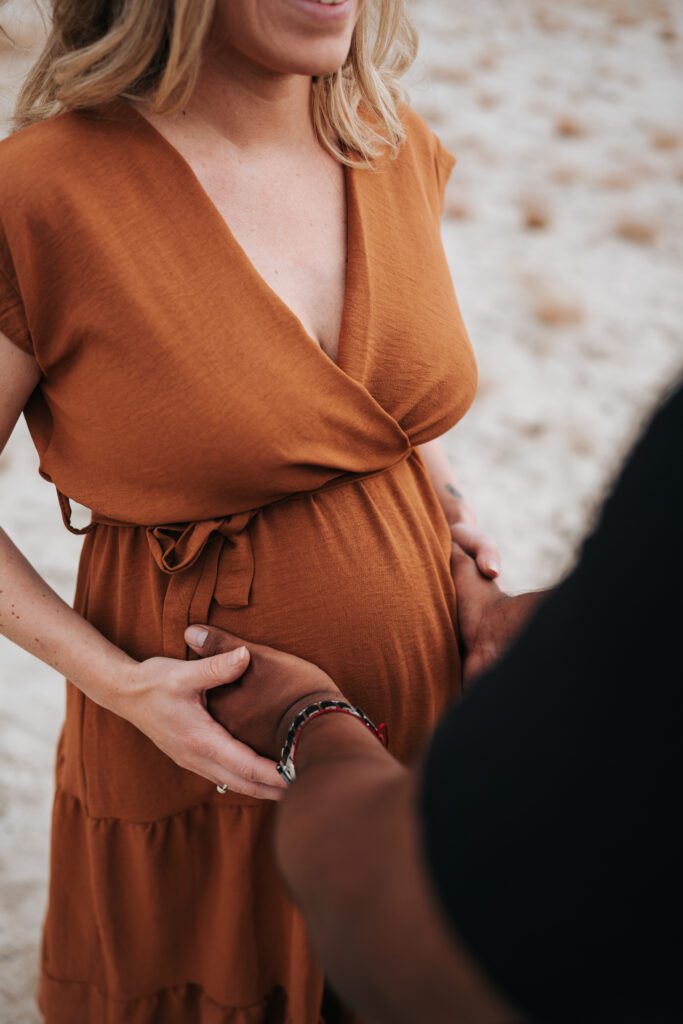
[55, 449, 415, 662]
[58, 491, 256, 660]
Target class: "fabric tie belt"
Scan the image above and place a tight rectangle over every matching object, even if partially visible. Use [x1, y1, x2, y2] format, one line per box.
[54, 451, 414, 662]
[57, 490, 256, 660]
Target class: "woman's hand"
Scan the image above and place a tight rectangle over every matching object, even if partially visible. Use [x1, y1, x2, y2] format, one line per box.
[184, 624, 344, 761]
[417, 438, 501, 579]
[452, 542, 547, 684]
[113, 649, 287, 799]
[449, 504, 501, 581]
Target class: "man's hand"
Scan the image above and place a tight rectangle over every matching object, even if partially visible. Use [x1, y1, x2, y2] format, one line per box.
[452, 543, 547, 684]
[184, 625, 343, 760]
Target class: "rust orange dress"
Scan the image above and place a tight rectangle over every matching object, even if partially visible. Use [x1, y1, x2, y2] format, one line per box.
[0, 96, 477, 1023]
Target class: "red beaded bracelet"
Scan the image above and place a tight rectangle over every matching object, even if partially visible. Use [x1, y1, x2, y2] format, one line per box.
[276, 699, 388, 785]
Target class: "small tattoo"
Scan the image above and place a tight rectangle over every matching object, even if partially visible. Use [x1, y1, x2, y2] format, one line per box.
[446, 484, 464, 500]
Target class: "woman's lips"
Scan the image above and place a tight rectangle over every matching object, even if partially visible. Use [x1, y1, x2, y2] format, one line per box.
[282, 0, 354, 24]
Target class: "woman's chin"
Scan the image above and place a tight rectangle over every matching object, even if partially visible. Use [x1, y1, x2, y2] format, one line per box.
[264, 46, 352, 78]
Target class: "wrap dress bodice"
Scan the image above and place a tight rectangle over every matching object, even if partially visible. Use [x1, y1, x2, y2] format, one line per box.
[0, 97, 477, 1022]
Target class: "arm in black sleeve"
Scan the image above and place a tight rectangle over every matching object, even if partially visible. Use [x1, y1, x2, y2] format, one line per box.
[420, 382, 683, 1024]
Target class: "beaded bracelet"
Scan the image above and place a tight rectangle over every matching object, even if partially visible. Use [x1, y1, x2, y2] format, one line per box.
[276, 699, 388, 785]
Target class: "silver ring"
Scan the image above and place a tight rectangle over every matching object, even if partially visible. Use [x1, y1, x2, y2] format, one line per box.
[216, 783, 229, 794]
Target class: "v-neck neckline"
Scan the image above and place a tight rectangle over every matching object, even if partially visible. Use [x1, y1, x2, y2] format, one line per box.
[115, 95, 358, 373]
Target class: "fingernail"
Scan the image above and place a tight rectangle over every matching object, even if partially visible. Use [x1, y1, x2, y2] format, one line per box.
[186, 626, 208, 647]
[227, 646, 248, 665]
[485, 560, 500, 576]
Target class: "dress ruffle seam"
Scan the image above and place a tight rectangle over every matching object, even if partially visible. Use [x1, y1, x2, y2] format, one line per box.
[55, 784, 263, 825]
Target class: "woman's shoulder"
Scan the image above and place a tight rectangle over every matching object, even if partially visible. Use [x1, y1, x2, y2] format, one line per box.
[396, 102, 456, 176]
[397, 102, 444, 146]
[0, 103, 128, 212]
[378, 101, 455, 218]
[1, 109, 86, 182]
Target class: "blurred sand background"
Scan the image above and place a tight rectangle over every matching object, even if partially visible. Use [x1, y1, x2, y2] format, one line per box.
[1, 0, 681, 1020]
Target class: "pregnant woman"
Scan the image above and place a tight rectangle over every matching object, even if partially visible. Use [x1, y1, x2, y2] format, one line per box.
[0, 1, 499, 1021]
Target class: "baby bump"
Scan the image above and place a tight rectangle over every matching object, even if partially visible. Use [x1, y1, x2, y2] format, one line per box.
[211, 457, 461, 763]
[72, 456, 459, 820]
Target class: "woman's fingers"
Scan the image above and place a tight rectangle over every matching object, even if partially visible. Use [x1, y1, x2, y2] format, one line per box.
[475, 544, 501, 580]
[176, 644, 251, 693]
[450, 521, 480, 553]
[183, 715, 286, 798]
[203, 765, 285, 801]
[167, 659, 286, 795]
[125, 651, 285, 798]
[201, 761, 285, 801]
[451, 540, 485, 587]
[451, 522, 501, 578]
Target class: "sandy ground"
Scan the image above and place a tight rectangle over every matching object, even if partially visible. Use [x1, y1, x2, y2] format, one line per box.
[1, 1, 682, 1020]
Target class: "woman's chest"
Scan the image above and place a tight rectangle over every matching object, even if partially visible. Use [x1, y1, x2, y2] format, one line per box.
[131, 109, 349, 363]
[31, 148, 476, 516]
[205, 159, 348, 364]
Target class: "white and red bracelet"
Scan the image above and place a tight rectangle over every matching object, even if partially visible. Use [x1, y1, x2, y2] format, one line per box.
[276, 699, 388, 785]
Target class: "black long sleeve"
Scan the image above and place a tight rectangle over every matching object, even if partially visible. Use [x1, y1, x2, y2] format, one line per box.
[420, 383, 683, 1022]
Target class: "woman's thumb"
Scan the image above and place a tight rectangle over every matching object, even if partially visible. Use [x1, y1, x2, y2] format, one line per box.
[189, 646, 250, 690]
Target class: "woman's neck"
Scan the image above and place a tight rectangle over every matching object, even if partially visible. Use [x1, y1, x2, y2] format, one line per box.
[175, 43, 317, 153]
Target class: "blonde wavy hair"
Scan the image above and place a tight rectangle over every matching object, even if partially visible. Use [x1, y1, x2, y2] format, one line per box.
[3, 0, 418, 165]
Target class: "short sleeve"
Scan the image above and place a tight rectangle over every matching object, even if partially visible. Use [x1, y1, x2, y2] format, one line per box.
[431, 131, 456, 214]
[399, 105, 457, 219]
[0, 263, 33, 354]
[0, 131, 35, 356]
